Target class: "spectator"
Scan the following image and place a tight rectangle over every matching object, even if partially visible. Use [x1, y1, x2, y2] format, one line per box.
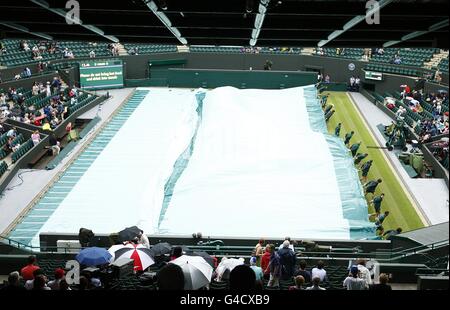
[157, 264, 185, 290]
[311, 260, 327, 283]
[369, 273, 392, 290]
[78, 276, 90, 291]
[7, 127, 17, 139]
[268, 245, 281, 287]
[288, 275, 305, 290]
[33, 274, 51, 291]
[249, 256, 264, 282]
[170, 246, 183, 261]
[260, 244, 272, 280]
[277, 240, 296, 281]
[138, 230, 150, 249]
[229, 265, 257, 290]
[89, 50, 96, 58]
[357, 259, 372, 288]
[31, 130, 41, 146]
[20, 255, 40, 281]
[294, 260, 312, 283]
[1, 271, 26, 291]
[49, 134, 60, 155]
[343, 265, 366, 290]
[253, 238, 265, 266]
[48, 268, 65, 290]
[324, 74, 331, 83]
[59, 279, 71, 291]
[306, 276, 326, 290]
[25, 268, 45, 290]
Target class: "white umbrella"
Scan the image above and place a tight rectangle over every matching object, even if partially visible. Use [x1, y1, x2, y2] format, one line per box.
[108, 243, 155, 271]
[215, 257, 244, 280]
[171, 255, 213, 290]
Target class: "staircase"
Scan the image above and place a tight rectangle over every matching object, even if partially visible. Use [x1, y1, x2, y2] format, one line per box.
[116, 43, 129, 56]
[424, 49, 449, 69]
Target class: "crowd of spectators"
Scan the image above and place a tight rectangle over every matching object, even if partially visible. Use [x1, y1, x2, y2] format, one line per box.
[0, 240, 393, 291]
[0, 77, 82, 131]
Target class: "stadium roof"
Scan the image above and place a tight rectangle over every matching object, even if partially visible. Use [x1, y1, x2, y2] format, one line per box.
[0, 0, 448, 48]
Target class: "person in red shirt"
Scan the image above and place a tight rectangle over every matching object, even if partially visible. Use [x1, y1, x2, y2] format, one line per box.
[20, 256, 40, 281]
[260, 244, 273, 281]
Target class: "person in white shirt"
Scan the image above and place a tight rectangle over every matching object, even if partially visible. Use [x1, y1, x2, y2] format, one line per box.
[138, 230, 150, 249]
[311, 260, 327, 282]
[46, 82, 51, 97]
[343, 266, 366, 290]
[357, 259, 372, 289]
[89, 50, 96, 58]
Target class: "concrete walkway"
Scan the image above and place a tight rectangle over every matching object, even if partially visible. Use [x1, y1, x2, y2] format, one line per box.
[349, 92, 449, 226]
[0, 88, 135, 235]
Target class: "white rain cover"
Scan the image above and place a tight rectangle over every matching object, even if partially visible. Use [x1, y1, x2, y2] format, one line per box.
[159, 86, 350, 239]
[37, 88, 199, 238]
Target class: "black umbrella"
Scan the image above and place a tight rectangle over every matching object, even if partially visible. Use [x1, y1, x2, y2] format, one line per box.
[149, 242, 172, 257]
[118, 226, 142, 242]
[189, 251, 215, 268]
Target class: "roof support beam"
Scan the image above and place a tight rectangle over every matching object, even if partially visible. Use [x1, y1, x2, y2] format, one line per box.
[318, 0, 393, 47]
[0, 22, 53, 40]
[250, 0, 270, 46]
[29, 0, 119, 42]
[383, 19, 449, 47]
[142, 0, 187, 45]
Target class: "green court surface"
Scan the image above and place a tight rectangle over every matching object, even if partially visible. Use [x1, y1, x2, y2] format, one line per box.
[325, 92, 425, 233]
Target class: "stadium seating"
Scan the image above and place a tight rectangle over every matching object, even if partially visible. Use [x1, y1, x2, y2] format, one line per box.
[0, 161, 7, 178]
[364, 63, 426, 77]
[438, 57, 449, 72]
[11, 139, 34, 164]
[67, 93, 97, 115]
[124, 44, 178, 54]
[189, 46, 243, 53]
[322, 47, 365, 60]
[370, 48, 439, 67]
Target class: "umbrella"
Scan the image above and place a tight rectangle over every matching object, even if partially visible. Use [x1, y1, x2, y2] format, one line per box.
[109, 243, 155, 271]
[216, 257, 244, 280]
[171, 255, 213, 290]
[189, 251, 215, 268]
[76, 247, 112, 266]
[150, 242, 172, 257]
[118, 226, 142, 243]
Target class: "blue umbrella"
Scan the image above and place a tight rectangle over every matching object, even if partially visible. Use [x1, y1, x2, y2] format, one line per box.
[76, 247, 112, 266]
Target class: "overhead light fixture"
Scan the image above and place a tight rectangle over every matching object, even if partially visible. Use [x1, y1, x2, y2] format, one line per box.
[246, 0, 254, 13]
[157, 0, 168, 10]
[143, 0, 187, 45]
